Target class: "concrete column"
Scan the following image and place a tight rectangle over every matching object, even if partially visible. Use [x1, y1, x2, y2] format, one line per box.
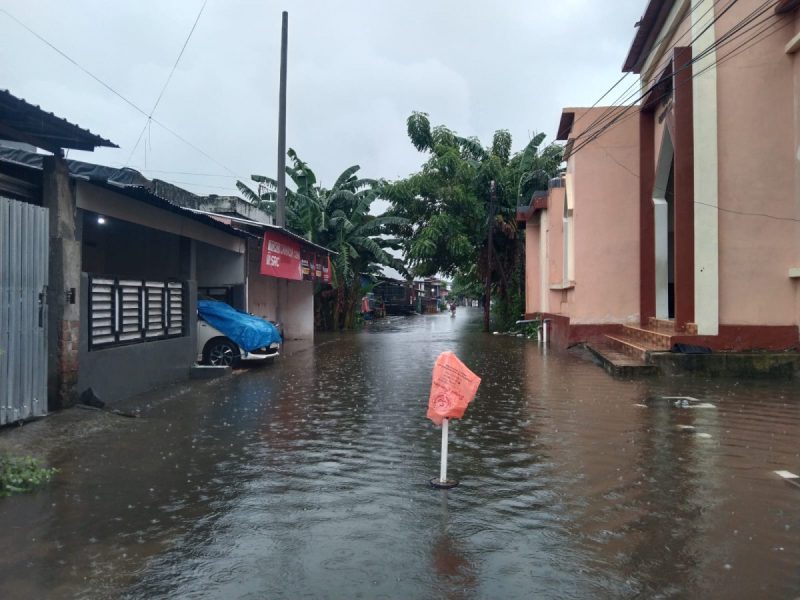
[42, 155, 81, 409]
[692, 0, 720, 335]
[673, 46, 696, 331]
[639, 108, 656, 325]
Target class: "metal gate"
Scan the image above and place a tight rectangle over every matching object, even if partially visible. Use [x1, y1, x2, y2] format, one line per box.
[0, 196, 48, 425]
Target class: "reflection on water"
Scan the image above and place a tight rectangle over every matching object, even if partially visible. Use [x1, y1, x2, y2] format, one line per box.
[0, 308, 798, 599]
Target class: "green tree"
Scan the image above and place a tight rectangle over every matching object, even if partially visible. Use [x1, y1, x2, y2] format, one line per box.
[237, 150, 406, 329]
[385, 112, 562, 331]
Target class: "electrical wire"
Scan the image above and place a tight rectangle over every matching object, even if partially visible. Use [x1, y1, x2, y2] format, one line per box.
[0, 6, 242, 178]
[567, 0, 779, 158]
[128, 167, 238, 178]
[567, 1, 799, 224]
[125, 0, 208, 167]
[571, 0, 720, 141]
[572, 0, 731, 146]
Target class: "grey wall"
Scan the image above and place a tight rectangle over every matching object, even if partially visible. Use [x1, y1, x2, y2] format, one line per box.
[82, 211, 182, 280]
[77, 274, 199, 405]
[196, 240, 245, 287]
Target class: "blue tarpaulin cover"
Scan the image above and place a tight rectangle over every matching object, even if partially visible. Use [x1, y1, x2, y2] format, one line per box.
[198, 300, 282, 352]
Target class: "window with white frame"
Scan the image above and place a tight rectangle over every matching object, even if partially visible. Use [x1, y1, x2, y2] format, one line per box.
[88, 277, 185, 349]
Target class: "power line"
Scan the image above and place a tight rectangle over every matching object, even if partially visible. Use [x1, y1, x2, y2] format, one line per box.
[125, 0, 208, 167]
[163, 179, 240, 192]
[129, 167, 238, 178]
[573, 0, 761, 149]
[572, 0, 733, 147]
[568, 4, 799, 224]
[572, 0, 720, 142]
[567, 0, 779, 158]
[0, 6, 242, 178]
[0, 7, 149, 117]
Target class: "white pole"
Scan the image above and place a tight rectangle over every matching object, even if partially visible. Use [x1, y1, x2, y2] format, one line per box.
[439, 418, 449, 483]
[543, 320, 548, 345]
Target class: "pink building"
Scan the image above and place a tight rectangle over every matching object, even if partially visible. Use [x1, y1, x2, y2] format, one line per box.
[625, 0, 800, 351]
[518, 106, 641, 348]
[521, 0, 800, 359]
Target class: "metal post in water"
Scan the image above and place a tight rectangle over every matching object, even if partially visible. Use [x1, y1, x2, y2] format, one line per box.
[430, 417, 458, 488]
[439, 418, 449, 483]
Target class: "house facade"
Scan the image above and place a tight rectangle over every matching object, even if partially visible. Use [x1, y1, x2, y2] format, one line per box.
[623, 0, 800, 350]
[518, 106, 641, 347]
[0, 90, 325, 418]
[520, 0, 800, 355]
[0, 143, 249, 409]
[149, 184, 330, 343]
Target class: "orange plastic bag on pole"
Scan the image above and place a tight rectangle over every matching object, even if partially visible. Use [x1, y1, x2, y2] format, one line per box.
[426, 351, 481, 426]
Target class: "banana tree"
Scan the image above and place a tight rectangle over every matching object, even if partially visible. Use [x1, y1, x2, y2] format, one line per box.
[237, 149, 406, 329]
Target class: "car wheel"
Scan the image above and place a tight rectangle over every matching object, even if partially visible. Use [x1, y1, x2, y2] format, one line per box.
[203, 338, 240, 367]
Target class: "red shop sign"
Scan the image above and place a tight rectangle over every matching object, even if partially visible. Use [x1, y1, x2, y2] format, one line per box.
[260, 231, 302, 280]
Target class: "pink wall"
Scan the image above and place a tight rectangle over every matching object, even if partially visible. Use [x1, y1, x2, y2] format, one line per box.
[795, 10, 800, 328]
[547, 187, 565, 305]
[545, 107, 640, 325]
[714, 4, 800, 325]
[524, 215, 541, 315]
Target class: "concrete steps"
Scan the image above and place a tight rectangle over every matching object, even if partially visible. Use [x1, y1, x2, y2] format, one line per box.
[620, 325, 672, 351]
[586, 341, 659, 376]
[586, 321, 681, 376]
[604, 334, 651, 362]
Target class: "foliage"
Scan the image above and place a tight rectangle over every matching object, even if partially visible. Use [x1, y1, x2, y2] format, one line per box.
[238, 150, 407, 329]
[449, 266, 483, 300]
[0, 455, 56, 497]
[491, 264, 525, 332]
[385, 112, 562, 330]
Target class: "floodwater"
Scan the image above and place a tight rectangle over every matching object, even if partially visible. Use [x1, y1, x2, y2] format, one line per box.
[0, 308, 798, 599]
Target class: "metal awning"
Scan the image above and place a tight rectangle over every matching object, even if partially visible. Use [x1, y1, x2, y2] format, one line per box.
[0, 89, 117, 152]
[182, 207, 336, 255]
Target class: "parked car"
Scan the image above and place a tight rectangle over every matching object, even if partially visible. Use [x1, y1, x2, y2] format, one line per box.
[197, 299, 282, 367]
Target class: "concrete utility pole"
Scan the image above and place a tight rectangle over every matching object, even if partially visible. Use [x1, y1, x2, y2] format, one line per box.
[484, 180, 496, 333]
[276, 10, 288, 228]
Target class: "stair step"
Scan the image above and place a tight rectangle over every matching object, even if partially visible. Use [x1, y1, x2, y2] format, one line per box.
[605, 334, 649, 362]
[586, 342, 659, 376]
[646, 317, 698, 335]
[648, 317, 676, 331]
[621, 325, 673, 350]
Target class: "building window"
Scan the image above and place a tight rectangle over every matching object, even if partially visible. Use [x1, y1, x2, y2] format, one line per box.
[563, 196, 574, 284]
[88, 277, 185, 350]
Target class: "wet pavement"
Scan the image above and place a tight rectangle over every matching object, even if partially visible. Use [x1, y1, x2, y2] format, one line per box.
[0, 307, 798, 599]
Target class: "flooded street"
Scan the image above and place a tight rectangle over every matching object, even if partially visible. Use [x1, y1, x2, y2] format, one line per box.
[1, 307, 798, 599]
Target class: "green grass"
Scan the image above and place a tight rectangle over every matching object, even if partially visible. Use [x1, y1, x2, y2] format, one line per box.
[0, 455, 57, 497]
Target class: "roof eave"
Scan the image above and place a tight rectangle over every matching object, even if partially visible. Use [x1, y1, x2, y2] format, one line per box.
[0, 89, 117, 152]
[775, 0, 800, 13]
[556, 111, 575, 140]
[622, 0, 677, 74]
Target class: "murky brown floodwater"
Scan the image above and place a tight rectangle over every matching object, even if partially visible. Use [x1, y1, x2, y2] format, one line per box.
[0, 307, 798, 599]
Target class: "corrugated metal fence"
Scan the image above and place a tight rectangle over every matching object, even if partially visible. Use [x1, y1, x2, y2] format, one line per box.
[0, 196, 48, 425]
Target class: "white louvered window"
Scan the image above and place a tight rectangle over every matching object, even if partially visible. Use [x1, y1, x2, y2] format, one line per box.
[89, 277, 185, 349]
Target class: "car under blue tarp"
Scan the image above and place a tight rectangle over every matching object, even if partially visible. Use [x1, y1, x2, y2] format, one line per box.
[197, 300, 282, 352]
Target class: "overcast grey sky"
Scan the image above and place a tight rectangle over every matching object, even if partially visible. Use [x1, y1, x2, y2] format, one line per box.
[1, 1, 644, 197]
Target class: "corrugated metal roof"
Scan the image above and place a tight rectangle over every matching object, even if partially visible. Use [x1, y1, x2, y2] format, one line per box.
[182, 207, 336, 255]
[0, 89, 117, 152]
[0, 149, 247, 240]
[83, 180, 252, 240]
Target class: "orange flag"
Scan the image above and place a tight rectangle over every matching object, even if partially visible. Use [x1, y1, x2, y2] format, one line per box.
[426, 351, 481, 426]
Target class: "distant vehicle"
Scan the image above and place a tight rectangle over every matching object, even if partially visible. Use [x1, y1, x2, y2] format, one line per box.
[197, 299, 282, 367]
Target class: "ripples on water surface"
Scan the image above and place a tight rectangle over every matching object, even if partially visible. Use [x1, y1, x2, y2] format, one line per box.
[0, 308, 798, 599]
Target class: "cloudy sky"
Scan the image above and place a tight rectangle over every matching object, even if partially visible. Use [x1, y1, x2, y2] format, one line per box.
[1, 0, 644, 197]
